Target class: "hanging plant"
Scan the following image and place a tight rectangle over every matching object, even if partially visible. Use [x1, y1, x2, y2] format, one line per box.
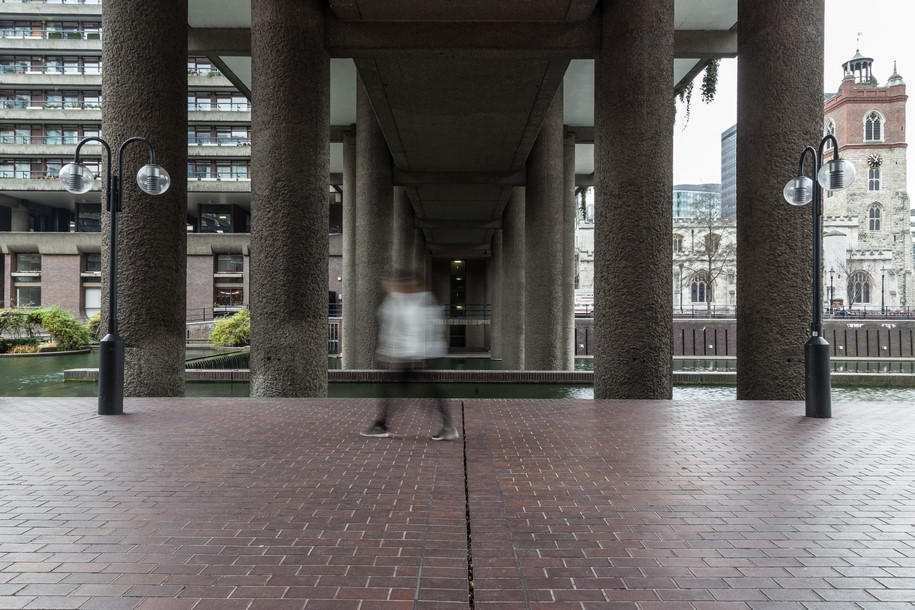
[676, 59, 720, 126]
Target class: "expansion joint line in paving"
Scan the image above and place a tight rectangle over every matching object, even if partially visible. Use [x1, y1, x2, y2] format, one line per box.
[461, 399, 475, 609]
[413, 431, 441, 608]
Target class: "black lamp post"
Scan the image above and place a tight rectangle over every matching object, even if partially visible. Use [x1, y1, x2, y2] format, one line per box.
[880, 266, 887, 316]
[828, 267, 835, 313]
[678, 262, 684, 313]
[59, 137, 171, 415]
[783, 134, 855, 418]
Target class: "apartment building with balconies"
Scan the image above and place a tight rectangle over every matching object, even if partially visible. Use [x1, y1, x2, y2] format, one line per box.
[0, 0, 343, 321]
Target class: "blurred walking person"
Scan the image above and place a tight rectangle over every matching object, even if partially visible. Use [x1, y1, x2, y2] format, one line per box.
[360, 271, 457, 440]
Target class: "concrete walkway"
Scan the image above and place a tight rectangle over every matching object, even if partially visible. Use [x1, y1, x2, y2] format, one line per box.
[0, 398, 913, 609]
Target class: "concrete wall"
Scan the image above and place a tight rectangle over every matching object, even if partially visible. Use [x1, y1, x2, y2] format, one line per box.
[39, 254, 80, 315]
[186, 255, 213, 317]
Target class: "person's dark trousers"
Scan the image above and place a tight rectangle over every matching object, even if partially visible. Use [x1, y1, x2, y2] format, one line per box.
[374, 362, 451, 431]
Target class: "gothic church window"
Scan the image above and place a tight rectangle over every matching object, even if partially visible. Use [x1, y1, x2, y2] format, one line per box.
[868, 167, 880, 191]
[849, 271, 871, 304]
[672, 234, 683, 253]
[864, 111, 883, 142]
[690, 272, 710, 303]
[868, 204, 881, 231]
[824, 119, 835, 149]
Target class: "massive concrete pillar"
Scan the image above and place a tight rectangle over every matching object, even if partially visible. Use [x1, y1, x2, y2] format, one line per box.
[594, 0, 673, 398]
[736, 0, 823, 399]
[490, 230, 503, 361]
[250, 0, 328, 396]
[342, 127, 357, 368]
[102, 0, 186, 395]
[353, 80, 393, 368]
[524, 87, 568, 370]
[502, 187, 525, 370]
[562, 133, 576, 369]
[392, 187, 414, 273]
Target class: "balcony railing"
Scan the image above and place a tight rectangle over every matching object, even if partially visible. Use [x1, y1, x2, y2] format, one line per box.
[0, 99, 101, 110]
[187, 136, 251, 147]
[188, 102, 251, 112]
[188, 170, 250, 181]
[0, 0, 101, 4]
[187, 68, 222, 77]
[0, 64, 100, 75]
[0, 169, 71, 179]
[0, 134, 98, 145]
[0, 29, 101, 40]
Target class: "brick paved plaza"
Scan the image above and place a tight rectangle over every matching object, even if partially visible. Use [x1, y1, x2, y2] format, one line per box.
[0, 398, 914, 609]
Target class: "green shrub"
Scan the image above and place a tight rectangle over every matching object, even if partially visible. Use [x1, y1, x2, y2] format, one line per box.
[88, 312, 101, 339]
[8, 343, 38, 354]
[33, 306, 92, 350]
[0, 336, 40, 354]
[0, 309, 38, 338]
[209, 308, 250, 347]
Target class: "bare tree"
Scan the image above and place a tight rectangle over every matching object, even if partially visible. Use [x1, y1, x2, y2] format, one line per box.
[682, 193, 736, 307]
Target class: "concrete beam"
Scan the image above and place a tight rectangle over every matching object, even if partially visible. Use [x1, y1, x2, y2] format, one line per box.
[188, 22, 736, 60]
[393, 169, 525, 186]
[188, 27, 251, 56]
[416, 219, 501, 230]
[674, 29, 737, 58]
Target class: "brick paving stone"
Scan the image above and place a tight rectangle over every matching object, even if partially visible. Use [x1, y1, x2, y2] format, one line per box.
[3, 397, 915, 607]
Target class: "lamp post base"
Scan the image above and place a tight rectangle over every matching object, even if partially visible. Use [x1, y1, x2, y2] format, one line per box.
[804, 335, 831, 418]
[98, 333, 124, 415]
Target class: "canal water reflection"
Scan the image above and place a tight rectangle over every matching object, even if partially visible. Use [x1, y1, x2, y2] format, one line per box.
[2, 351, 915, 402]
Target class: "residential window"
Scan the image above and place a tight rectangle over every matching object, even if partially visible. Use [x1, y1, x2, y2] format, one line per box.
[868, 205, 881, 231]
[77, 203, 101, 232]
[85, 252, 101, 272]
[83, 286, 100, 318]
[850, 271, 871, 304]
[16, 253, 40, 272]
[865, 111, 882, 142]
[15, 286, 40, 308]
[868, 167, 880, 191]
[199, 204, 232, 233]
[215, 254, 243, 273]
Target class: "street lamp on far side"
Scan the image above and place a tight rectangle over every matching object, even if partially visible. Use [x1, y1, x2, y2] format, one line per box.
[60, 137, 170, 416]
[783, 134, 855, 419]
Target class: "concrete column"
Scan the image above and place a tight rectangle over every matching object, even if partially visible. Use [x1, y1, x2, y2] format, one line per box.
[524, 86, 567, 370]
[342, 127, 357, 368]
[502, 187, 525, 370]
[736, 0, 823, 400]
[102, 0, 187, 396]
[562, 133, 576, 369]
[594, 0, 673, 398]
[250, 0, 328, 396]
[10, 207, 29, 232]
[490, 230, 503, 361]
[392, 186, 414, 273]
[412, 227, 427, 280]
[353, 79, 393, 368]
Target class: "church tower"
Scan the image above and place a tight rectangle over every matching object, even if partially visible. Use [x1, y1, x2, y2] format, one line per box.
[823, 48, 911, 310]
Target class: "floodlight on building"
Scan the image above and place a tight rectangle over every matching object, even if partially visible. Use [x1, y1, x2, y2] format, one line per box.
[782, 134, 854, 419]
[59, 136, 170, 417]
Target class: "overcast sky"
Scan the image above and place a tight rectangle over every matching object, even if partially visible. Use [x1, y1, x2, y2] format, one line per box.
[673, 0, 915, 195]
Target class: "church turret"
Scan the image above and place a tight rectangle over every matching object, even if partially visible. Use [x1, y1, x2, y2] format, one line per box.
[842, 49, 877, 84]
[887, 60, 905, 87]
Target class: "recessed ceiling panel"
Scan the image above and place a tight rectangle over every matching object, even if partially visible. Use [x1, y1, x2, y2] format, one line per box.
[330, 0, 597, 22]
[674, 0, 736, 30]
[189, 0, 251, 28]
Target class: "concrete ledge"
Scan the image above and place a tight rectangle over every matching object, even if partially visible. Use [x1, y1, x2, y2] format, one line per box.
[62, 367, 915, 387]
[1, 348, 91, 358]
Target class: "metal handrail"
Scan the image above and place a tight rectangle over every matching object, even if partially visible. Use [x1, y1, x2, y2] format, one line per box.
[0, 134, 99, 145]
[187, 136, 251, 146]
[0, 65, 100, 75]
[0, 0, 101, 4]
[188, 102, 250, 112]
[188, 170, 250, 181]
[0, 29, 101, 40]
[0, 99, 101, 109]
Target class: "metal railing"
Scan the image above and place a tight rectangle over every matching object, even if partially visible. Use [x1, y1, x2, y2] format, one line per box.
[188, 102, 250, 112]
[0, 169, 76, 179]
[188, 170, 250, 181]
[0, 99, 101, 109]
[828, 306, 915, 319]
[0, 64, 100, 75]
[187, 68, 222, 77]
[446, 303, 491, 318]
[0, 29, 101, 40]
[187, 136, 251, 147]
[0, 134, 98, 145]
[0, 1, 102, 4]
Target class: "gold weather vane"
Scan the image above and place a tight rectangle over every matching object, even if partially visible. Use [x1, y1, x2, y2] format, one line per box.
[856, 32, 863, 51]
